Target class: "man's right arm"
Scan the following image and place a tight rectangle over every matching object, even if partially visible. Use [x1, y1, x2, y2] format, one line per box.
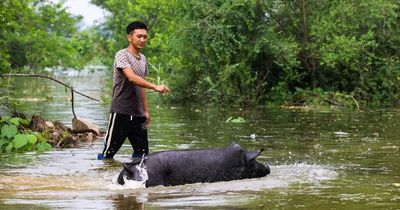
[121, 67, 170, 93]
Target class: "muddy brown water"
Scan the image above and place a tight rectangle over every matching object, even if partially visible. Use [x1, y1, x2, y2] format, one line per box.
[0, 70, 399, 209]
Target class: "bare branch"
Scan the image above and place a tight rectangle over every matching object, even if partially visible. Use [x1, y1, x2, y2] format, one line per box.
[1, 73, 102, 119]
[0, 73, 101, 102]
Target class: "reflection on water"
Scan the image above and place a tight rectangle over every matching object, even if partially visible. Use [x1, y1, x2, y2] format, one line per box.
[0, 69, 399, 209]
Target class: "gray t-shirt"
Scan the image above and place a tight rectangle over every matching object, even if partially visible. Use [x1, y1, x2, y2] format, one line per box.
[110, 49, 148, 116]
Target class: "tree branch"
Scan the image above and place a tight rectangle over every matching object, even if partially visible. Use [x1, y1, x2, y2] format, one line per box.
[0, 73, 101, 102]
[1, 73, 102, 118]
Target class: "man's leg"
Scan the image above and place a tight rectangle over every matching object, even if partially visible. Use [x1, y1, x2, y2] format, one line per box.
[127, 116, 149, 158]
[98, 113, 128, 159]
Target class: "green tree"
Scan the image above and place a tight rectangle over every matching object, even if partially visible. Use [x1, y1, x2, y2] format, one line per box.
[173, 0, 304, 104]
[92, 0, 400, 106]
[305, 0, 399, 104]
[92, 0, 183, 80]
[0, 0, 96, 73]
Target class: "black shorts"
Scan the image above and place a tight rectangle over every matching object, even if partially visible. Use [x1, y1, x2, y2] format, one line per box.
[101, 112, 148, 158]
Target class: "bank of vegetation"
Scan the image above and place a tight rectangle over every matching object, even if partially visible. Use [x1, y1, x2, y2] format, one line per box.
[1, 0, 399, 108]
[0, 114, 99, 152]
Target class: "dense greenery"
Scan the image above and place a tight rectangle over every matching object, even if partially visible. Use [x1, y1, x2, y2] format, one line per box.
[0, 116, 52, 153]
[91, 0, 183, 87]
[0, 0, 99, 152]
[0, 0, 398, 153]
[92, 0, 400, 107]
[1, 0, 399, 107]
[0, 0, 98, 73]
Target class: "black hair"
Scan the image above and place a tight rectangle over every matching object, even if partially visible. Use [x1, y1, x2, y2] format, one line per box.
[126, 21, 148, 34]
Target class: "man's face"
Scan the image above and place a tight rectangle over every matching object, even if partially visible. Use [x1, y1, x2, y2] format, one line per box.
[128, 29, 148, 50]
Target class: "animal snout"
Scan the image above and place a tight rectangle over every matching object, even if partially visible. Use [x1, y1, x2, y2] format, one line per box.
[264, 165, 271, 175]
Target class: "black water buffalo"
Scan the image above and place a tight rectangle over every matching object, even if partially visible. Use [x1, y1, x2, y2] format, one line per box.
[117, 143, 270, 187]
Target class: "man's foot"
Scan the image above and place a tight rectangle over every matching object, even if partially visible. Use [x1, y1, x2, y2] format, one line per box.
[97, 153, 106, 160]
[132, 153, 142, 159]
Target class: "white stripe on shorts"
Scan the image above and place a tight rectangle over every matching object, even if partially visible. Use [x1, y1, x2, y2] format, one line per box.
[103, 112, 117, 154]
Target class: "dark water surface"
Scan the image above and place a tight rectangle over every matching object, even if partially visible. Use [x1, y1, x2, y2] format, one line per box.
[0, 70, 399, 209]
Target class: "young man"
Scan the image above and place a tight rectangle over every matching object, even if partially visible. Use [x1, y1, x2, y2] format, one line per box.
[98, 21, 170, 160]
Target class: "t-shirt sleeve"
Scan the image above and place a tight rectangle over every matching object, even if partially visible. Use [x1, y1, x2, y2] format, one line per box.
[115, 51, 131, 70]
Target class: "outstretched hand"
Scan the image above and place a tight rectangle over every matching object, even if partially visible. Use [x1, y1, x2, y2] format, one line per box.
[154, 85, 170, 94]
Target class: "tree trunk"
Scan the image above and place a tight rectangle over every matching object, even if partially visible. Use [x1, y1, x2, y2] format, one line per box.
[300, 0, 318, 88]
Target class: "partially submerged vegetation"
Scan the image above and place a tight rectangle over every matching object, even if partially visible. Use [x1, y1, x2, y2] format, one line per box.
[0, 114, 100, 153]
[0, 115, 51, 152]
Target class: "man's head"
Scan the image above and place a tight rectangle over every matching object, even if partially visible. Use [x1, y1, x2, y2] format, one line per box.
[126, 21, 148, 51]
[126, 21, 148, 34]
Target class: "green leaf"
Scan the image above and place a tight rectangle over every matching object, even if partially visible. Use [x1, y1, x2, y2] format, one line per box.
[37, 141, 52, 152]
[1, 124, 18, 138]
[231, 117, 246, 123]
[36, 132, 47, 142]
[13, 134, 28, 149]
[5, 142, 13, 152]
[0, 116, 11, 123]
[26, 134, 37, 144]
[19, 118, 29, 125]
[0, 138, 9, 147]
[9, 118, 20, 126]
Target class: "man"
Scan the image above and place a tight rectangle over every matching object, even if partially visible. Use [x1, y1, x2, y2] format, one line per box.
[98, 21, 170, 160]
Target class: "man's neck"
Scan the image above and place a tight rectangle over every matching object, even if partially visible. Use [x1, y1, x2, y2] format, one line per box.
[126, 46, 140, 58]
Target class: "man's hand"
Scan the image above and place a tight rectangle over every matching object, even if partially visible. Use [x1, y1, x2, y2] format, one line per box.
[154, 85, 170, 93]
[144, 111, 150, 128]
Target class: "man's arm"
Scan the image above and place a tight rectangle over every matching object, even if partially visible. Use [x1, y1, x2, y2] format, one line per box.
[141, 88, 150, 128]
[122, 67, 170, 93]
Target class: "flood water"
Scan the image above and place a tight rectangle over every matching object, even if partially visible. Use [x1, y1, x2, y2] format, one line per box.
[0, 70, 399, 209]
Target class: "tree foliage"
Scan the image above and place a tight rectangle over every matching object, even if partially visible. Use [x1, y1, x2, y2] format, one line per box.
[0, 0, 98, 73]
[1, 0, 399, 107]
[92, 0, 399, 106]
[91, 0, 183, 84]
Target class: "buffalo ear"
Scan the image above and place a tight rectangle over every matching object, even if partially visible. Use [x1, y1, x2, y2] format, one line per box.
[245, 148, 264, 161]
[123, 162, 137, 175]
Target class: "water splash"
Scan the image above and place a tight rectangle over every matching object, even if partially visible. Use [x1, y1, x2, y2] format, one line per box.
[109, 173, 146, 190]
[272, 163, 338, 183]
[166, 163, 338, 193]
[109, 155, 149, 190]
[132, 163, 338, 208]
[137, 160, 148, 182]
[107, 163, 338, 193]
